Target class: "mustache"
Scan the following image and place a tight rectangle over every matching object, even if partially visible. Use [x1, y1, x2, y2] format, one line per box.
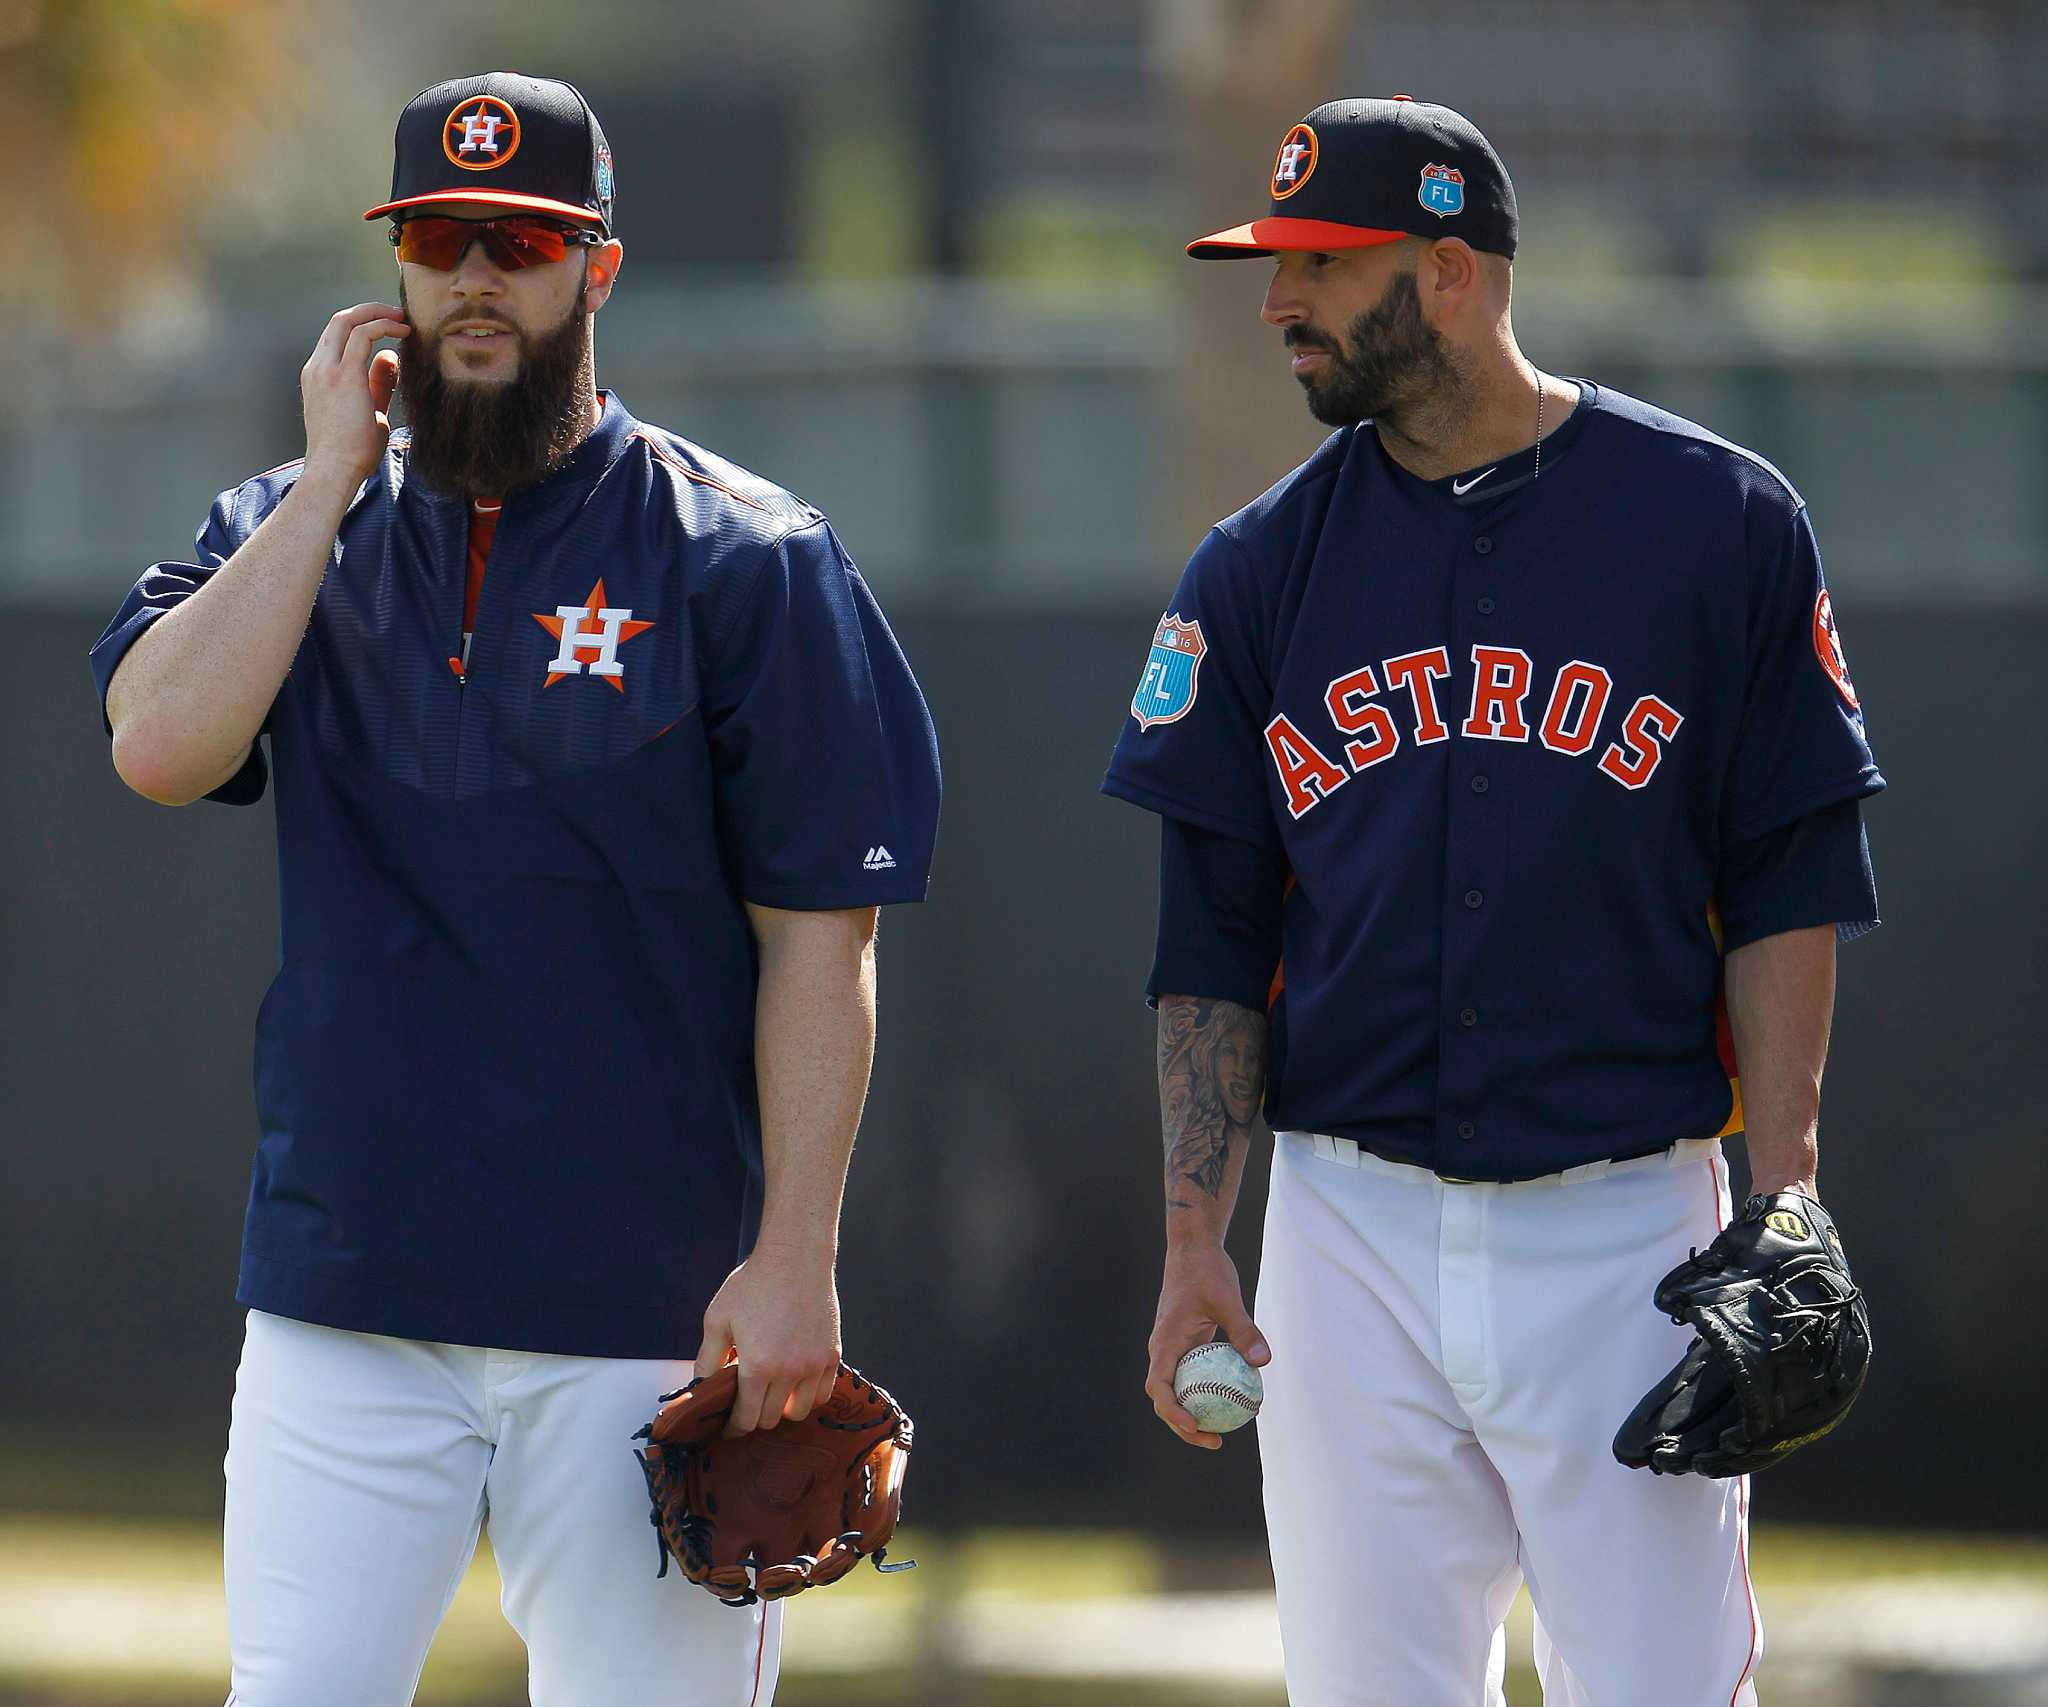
[1284, 326, 1337, 352]
[432, 312, 521, 338]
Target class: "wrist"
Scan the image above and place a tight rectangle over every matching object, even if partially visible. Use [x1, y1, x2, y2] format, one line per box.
[749, 1223, 840, 1269]
[295, 457, 372, 510]
[1742, 1127, 1819, 1200]
[1749, 1169, 1819, 1198]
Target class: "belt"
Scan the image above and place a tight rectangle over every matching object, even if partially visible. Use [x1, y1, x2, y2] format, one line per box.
[1289, 1130, 1722, 1188]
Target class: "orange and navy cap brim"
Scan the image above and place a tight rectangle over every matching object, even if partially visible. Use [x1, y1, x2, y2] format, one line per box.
[1186, 218, 1409, 260]
[364, 189, 608, 226]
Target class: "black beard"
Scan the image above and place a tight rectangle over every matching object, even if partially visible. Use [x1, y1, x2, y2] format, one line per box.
[1287, 267, 1467, 429]
[396, 285, 596, 498]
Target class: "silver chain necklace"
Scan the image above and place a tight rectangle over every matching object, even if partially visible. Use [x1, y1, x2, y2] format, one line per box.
[1532, 368, 1546, 482]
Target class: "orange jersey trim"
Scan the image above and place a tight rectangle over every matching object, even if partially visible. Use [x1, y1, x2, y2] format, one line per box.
[1707, 901, 1744, 1137]
[631, 432, 770, 511]
[1266, 872, 1299, 1008]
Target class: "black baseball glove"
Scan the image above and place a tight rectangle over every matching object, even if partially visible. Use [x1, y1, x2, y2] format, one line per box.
[1614, 1190, 1871, 1478]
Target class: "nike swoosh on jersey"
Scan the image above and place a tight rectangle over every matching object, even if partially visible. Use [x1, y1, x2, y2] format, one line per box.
[1451, 467, 1498, 496]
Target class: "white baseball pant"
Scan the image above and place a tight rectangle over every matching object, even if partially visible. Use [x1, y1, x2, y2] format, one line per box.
[1256, 1132, 1761, 1706]
[222, 1310, 781, 1707]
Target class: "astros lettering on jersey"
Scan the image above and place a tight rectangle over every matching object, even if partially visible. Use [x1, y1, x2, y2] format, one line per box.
[1153, 631, 1687, 816]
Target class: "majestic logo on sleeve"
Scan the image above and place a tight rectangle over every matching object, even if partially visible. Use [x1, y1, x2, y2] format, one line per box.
[1132, 614, 1208, 730]
[1811, 590, 1860, 710]
[444, 96, 522, 171]
[1264, 641, 1687, 819]
[1270, 124, 1319, 200]
[1418, 163, 1465, 218]
[532, 580, 654, 690]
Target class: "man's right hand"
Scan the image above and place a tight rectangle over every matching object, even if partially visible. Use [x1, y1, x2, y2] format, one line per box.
[1143, 1241, 1271, 1450]
[301, 304, 410, 491]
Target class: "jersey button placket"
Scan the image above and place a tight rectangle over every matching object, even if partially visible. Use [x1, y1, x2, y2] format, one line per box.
[1440, 528, 1507, 1160]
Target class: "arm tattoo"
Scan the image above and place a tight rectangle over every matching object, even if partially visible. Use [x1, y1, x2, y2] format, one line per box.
[1158, 996, 1268, 1208]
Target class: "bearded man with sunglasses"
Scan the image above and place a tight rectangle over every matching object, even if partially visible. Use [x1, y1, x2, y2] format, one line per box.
[90, 74, 940, 1707]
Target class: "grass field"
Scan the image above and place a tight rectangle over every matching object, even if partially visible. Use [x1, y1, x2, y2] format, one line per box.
[4, 1516, 2048, 1705]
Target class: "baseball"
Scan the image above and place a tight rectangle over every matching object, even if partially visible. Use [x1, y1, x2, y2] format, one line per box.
[1172, 1342, 1264, 1433]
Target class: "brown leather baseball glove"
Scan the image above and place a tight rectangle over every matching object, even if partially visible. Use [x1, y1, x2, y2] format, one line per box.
[633, 1361, 914, 1606]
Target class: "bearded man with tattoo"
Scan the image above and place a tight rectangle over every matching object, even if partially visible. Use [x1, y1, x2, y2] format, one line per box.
[1103, 98, 1883, 1705]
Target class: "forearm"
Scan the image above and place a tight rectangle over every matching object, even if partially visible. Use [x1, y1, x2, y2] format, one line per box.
[108, 466, 358, 804]
[1157, 994, 1268, 1249]
[748, 904, 879, 1260]
[1724, 922, 1835, 1195]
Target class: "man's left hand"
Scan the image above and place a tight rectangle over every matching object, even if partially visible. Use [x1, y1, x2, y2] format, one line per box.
[694, 1242, 842, 1437]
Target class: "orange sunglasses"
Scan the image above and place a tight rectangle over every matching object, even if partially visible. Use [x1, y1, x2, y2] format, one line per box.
[390, 214, 601, 272]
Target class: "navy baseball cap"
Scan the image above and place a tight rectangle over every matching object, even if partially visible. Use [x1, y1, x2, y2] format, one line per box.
[363, 72, 616, 234]
[1188, 96, 1517, 260]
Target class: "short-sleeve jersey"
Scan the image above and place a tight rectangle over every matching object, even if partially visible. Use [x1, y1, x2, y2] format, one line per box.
[90, 394, 942, 1357]
[1103, 382, 1883, 1181]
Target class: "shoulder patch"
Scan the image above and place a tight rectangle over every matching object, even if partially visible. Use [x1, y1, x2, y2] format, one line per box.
[1812, 589, 1859, 710]
[1132, 614, 1207, 730]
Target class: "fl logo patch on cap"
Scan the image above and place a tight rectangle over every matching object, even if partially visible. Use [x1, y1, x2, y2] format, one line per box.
[1271, 123, 1318, 201]
[445, 94, 521, 170]
[1419, 162, 1465, 218]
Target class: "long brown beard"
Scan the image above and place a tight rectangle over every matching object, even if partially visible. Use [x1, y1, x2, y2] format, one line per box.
[396, 281, 597, 498]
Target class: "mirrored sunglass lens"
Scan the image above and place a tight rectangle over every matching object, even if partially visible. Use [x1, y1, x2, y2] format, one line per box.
[491, 221, 571, 264]
[395, 218, 576, 269]
[394, 219, 465, 267]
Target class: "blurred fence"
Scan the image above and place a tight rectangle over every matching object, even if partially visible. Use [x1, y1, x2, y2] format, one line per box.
[7, 276, 2048, 607]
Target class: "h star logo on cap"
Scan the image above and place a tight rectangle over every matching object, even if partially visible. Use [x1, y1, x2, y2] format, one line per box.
[444, 95, 522, 171]
[1270, 123, 1318, 201]
[532, 580, 654, 690]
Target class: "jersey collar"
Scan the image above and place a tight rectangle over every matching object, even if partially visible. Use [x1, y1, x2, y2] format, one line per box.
[1387, 378, 1597, 506]
[551, 389, 635, 491]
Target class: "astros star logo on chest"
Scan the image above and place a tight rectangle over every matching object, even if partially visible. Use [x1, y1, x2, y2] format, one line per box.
[531, 580, 655, 691]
